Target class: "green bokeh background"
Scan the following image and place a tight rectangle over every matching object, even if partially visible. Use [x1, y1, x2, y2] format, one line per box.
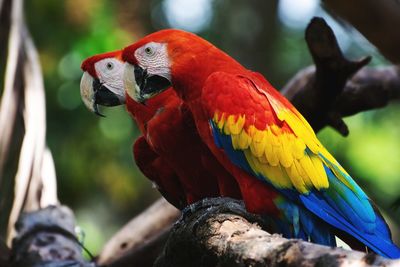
[22, 0, 400, 253]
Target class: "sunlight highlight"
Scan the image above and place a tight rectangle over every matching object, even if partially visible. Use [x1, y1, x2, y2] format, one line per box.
[278, 0, 319, 29]
[162, 0, 213, 32]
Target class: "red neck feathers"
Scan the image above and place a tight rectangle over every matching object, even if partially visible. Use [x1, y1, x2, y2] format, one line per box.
[125, 88, 181, 134]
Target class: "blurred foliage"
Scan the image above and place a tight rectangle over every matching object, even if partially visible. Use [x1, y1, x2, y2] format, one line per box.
[16, 0, 400, 252]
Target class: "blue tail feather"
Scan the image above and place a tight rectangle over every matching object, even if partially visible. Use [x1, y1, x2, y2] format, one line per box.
[276, 200, 336, 246]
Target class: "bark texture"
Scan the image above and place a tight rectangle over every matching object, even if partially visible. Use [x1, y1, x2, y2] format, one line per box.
[154, 198, 400, 267]
[10, 206, 95, 267]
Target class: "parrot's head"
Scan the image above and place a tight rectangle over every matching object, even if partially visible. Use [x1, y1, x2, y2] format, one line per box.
[122, 29, 220, 103]
[80, 50, 125, 116]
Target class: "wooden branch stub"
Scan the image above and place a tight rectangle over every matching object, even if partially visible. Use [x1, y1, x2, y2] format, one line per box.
[287, 17, 370, 136]
[282, 17, 400, 136]
[10, 206, 95, 267]
[306, 17, 371, 82]
[155, 198, 400, 267]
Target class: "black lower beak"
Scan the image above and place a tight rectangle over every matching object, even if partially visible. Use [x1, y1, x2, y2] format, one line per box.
[141, 75, 171, 97]
[92, 78, 123, 116]
[134, 65, 171, 102]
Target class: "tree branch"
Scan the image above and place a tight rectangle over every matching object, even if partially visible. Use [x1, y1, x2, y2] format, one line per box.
[10, 206, 95, 267]
[98, 198, 180, 267]
[155, 198, 400, 267]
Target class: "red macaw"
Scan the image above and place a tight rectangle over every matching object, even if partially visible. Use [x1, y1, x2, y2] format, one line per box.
[80, 50, 242, 208]
[120, 29, 400, 258]
[80, 50, 349, 248]
[80, 51, 187, 208]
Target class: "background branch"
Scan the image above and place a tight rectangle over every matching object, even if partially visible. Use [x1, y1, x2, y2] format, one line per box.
[322, 0, 400, 64]
[98, 198, 180, 267]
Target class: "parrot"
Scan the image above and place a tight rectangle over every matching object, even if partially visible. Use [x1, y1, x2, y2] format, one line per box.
[79, 49, 354, 248]
[80, 50, 242, 207]
[120, 29, 400, 258]
[80, 50, 187, 208]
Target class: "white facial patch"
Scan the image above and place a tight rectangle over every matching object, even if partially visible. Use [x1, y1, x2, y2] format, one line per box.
[135, 42, 171, 81]
[94, 58, 125, 101]
[124, 42, 172, 102]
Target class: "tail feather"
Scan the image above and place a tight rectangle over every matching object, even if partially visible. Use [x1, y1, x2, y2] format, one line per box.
[278, 200, 337, 246]
[299, 192, 400, 258]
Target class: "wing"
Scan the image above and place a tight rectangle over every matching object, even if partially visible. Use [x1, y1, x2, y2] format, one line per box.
[202, 71, 400, 258]
[133, 136, 187, 209]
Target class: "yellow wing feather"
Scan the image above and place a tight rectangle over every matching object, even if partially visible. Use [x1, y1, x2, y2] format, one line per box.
[265, 92, 354, 191]
[214, 113, 329, 193]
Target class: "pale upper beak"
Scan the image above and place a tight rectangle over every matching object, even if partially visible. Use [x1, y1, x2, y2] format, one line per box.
[123, 63, 172, 104]
[80, 71, 125, 116]
[123, 62, 144, 103]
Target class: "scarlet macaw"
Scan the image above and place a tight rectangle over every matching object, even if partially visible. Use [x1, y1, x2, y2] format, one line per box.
[80, 50, 351, 248]
[80, 51, 187, 208]
[120, 29, 400, 258]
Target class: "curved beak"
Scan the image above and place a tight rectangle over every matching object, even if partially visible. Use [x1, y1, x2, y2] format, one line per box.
[123, 63, 171, 104]
[123, 63, 144, 103]
[80, 72, 125, 116]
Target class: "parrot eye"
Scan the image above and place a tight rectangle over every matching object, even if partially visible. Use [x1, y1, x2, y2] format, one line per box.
[106, 62, 114, 70]
[144, 46, 154, 56]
